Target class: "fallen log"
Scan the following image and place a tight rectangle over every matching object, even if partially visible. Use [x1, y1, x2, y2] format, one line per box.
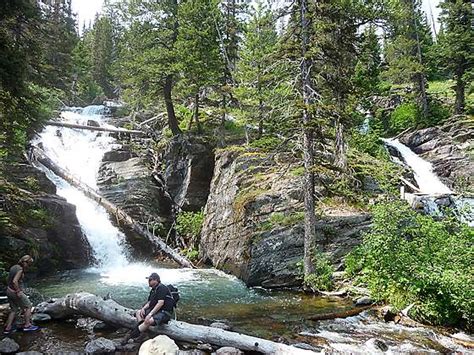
[308, 305, 373, 321]
[31, 146, 195, 269]
[399, 177, 421, 193]
[36, 293, 316, 354]
[45, 120, 146, 136]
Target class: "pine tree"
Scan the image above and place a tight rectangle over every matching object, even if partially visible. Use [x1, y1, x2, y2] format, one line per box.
[438, 0, 473, 114]
[176, 0, 223, 132]
[91, 15, 115, 98]
[236, 2, 278, 137]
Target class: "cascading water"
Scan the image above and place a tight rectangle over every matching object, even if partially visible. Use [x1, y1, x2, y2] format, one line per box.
[25, 107, 472, 353]
[382, 138, 452, 194]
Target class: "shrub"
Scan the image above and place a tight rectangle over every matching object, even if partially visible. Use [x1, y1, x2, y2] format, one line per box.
[389, 102, 420, 134]
[345, 200, 473, 329]
[176, 210, 204, 247]
[304, 251, 335, 292]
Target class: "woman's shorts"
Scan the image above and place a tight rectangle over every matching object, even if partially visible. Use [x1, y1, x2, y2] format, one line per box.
[6, 289, 32, 313]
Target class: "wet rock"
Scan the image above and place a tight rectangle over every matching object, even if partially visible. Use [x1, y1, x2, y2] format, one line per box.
[31, 313, 51, 322]
[196, 343, 214, 352]
[292, 343, 321, 352]
[200, 149, 372, 287]
[17, 352, 43, 355]
[178, 350, 207, 355]
[379, 306, 397, 322]
[139, 335, 179, 354]
[355, 296, 374, 306]
[162, 135, 215, 211]
[87, 119, 100, 127]
[215, 347, 244, 355]
[93, 321, 115, 331]
[210, 322, 232, 331]
[0, 163, 92, 273]
[84, 337, 116, 354]
[102, 147, 137, 162]
[365, 338, 389, 352]
[0, 338, 20, 354]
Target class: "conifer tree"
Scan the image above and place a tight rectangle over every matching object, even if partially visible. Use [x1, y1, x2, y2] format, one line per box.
[91, 15, 115, 98]
[236, 2, 278, 137]
[438, 0, 473, 114]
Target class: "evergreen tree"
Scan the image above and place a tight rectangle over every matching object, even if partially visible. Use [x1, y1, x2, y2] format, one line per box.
[438, 0, 473, 114]
[91, 15, 115, 98]
[236, 2, 278, 137]
[176, 0, 223, 132]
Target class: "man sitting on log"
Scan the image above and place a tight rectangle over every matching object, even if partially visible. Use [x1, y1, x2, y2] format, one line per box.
[124, 272, 174, 343]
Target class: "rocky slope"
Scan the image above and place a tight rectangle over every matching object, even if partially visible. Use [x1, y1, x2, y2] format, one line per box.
[200, 149, 371, 288]
[0, 163, 92, 277]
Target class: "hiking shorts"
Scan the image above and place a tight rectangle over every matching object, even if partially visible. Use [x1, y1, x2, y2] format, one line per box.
[145, 309, 171, 325]
[6, 288, 32, 313]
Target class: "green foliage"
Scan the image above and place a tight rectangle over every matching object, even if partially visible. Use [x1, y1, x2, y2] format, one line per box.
[300, 251, 334, 291]
[349, 129, 388, 160]
[249, 136, 282, 151]
[183, 248, 199, 262]
[389, 102, 420, 133]
[346, 200, 474, 329]
[176, 210, 204, 246]
[259, 211, 305, 231]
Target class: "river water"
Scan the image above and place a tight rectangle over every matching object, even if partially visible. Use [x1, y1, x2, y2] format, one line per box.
[22, 107, 472, 353]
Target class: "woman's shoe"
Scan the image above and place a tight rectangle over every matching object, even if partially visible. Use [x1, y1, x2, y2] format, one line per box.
[22, 325, 40, 332]
[2, 328, 16, 335]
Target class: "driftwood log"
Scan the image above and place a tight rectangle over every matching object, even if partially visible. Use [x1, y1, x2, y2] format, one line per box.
[45, 121, 146, 136]
[36, 293, 316, 354]
[31, 146, 195, 269]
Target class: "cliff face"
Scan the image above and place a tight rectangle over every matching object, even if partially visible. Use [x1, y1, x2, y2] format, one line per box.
[200, 149, 371, 288]
[0, 163, 92, 276]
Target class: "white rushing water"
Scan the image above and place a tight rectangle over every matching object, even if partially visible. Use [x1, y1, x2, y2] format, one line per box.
[382, 138, 452, 195]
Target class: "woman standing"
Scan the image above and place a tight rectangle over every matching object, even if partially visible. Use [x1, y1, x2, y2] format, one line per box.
[3, 255, 39, 334]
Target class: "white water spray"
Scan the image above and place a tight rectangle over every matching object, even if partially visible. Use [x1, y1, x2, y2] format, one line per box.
[382, 138, 452, 195]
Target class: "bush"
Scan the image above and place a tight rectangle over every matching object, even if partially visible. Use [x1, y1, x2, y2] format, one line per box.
[176, 210, 204, 247]
[345, 200, 473, 329]
[389, 102, 420, 134]
[299, 251, 335, 291]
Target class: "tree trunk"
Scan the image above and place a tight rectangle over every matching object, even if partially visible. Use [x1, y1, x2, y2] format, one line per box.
[334, 118, 347, 170]
[164, 75, 181, 135]
[36, 293, 316, 354]
[299, 0, 317, 276]
[44, 121, 145, 136]
[454, 68, 465, 114]
[194, 92, 202, 133]
[31, 146, 195, 269]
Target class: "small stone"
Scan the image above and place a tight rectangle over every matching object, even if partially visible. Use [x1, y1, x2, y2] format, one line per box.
[196, 343, 213, 352]
[210, 322, 232, 331]
[0, 338, 20, 354]
[177, 350, 207, 355]
[355, 296, 374, 306]
[292, 343, 321, 351]
[215, 347, 244, 355]
[84, 337, 116, 354]
[93, 321, 114, 331]
[365, 338, 389, 352]
[87, 120, 100, 127]
[379, 306, 397, 322]
[32, 313, 52, 322]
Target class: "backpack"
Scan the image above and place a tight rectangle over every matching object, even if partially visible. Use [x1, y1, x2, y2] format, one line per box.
[166, 284, 180, 308]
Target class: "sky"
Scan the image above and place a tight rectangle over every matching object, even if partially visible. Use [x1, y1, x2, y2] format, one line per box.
[72, 0, 441, 34]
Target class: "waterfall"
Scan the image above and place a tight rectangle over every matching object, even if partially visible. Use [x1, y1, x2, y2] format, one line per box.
[35, 106, 128, 270]
[382, 138, 452, 194]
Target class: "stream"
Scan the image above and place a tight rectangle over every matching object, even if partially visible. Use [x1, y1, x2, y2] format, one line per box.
[17, 106, 472, 353]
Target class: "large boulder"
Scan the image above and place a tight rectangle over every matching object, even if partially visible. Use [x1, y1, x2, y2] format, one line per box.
[399, 117, 474, 194]
[200, 149, 371, 288]
[1, 163, 92, 275]
[97, 146, 173, 235]
[162, 135, 215, 211]
[139, 335, 179, 355]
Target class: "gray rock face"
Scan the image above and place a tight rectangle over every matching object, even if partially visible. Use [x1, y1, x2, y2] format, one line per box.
[215, 347, 244, 355]
[200, 150, 371, 288]
[399, 117, 473, 194]
[85, 337, 116, 354]
[1, 163, 92, 274]
[162, 135, 215, 211]
[98, 147, 173, 235]
[0, 338, 20, 354]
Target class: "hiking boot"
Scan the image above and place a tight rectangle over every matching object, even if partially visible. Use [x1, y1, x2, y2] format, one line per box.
[23, 325, 40, 332]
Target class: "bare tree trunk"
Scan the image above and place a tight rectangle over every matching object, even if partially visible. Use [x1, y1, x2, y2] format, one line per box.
[164, 75, 181, 136]
[36, 293, 316, 355]
[45, 121, 145, 136]
[299, 0, 317, 277]
[334, 118, 347, 170]
[194, 92, 202, 133]
[454, 67, 466, 114]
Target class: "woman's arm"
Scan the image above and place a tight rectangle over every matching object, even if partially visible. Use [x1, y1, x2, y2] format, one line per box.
[12, 269, 23, 293]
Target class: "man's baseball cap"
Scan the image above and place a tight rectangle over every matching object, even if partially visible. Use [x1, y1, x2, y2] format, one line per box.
[146, 272, 160, 281]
